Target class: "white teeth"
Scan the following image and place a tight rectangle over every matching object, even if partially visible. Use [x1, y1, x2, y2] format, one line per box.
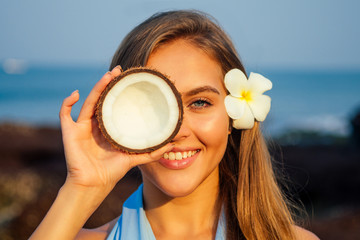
[175, 152, 182, 160]
[169, 152, 175, 160]
[163, 150, 199, 161]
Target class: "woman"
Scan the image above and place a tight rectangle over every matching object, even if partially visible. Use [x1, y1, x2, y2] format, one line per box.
[30, 10, 318, 239]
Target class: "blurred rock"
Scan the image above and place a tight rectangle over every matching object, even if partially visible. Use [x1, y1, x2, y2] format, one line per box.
[311, 208, 360, 240]
[351, 108, 360, 146]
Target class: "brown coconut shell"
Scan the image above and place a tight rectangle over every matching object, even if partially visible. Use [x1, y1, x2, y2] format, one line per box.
[96, 67, 183, 153]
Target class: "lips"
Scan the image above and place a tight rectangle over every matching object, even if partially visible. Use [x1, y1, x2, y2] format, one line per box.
[159, 149, 200, 169]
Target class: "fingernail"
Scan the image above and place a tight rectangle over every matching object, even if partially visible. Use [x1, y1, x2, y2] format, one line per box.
[71, 89, 79, 95]
[115, 65, 123, 72]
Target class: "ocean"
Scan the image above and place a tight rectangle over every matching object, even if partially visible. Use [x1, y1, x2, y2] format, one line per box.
[1, 66, 359, 137]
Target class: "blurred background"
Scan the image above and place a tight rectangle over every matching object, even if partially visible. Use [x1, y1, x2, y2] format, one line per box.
[1, 0, 359, 239]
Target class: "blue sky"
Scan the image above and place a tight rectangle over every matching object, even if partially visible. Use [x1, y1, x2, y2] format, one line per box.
[1, 0, 359, 70]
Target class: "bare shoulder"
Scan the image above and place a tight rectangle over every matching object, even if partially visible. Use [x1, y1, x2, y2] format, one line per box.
[293, 225, 320, 240]
[75, 217, 120, 240]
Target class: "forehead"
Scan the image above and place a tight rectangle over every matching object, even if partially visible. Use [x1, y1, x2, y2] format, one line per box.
[146, 39, 225, 94]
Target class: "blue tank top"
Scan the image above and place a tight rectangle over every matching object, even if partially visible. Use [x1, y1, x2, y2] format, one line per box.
[106, 184, 226, 240]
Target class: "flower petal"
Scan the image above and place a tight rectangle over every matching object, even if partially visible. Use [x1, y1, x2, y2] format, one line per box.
[248, 72, 272, 94]
[224, 95, 246, 119]
[224, 69, 248, 98]
[232, 104, 254, 129]
[248, 94, 271, 122]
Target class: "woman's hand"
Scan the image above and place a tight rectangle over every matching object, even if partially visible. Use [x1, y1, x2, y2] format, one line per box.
[30, 66, 173, 240]
[60, 66, 173, 193]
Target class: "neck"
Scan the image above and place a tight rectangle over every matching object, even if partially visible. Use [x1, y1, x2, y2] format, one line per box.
[142, 167, 220, 239]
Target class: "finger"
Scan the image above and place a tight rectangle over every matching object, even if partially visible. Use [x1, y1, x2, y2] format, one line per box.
[77, 66, 122, 122]
[131, 143, 175, 167]
[106, 143, 174, 181]
[59, 90, 80, 128]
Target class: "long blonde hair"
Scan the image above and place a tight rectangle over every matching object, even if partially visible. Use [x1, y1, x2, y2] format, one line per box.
[110, 10, 296, 240]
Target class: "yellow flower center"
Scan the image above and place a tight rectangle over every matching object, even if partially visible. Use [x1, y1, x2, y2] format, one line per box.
[240, 90, 252, 101]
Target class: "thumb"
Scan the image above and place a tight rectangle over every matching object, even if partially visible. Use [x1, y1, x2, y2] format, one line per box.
[137, 143, 175, 166]
[125, 143, 176, 169]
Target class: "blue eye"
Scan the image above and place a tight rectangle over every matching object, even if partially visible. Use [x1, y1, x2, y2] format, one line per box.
[190, 99, 212, 109]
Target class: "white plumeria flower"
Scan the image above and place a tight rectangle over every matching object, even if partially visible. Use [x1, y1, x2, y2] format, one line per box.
[224, 69, 272, 129]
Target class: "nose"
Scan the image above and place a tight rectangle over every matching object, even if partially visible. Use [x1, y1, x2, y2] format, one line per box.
[171, 116, 191, 142]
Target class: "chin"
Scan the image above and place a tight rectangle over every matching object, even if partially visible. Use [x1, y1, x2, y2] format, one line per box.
[140, 161, 220, 199]
[141, 169, 203, 198]
[159, 182, 199, 198]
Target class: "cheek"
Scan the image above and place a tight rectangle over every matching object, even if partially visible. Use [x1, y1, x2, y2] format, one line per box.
[192, 107, 229, 150]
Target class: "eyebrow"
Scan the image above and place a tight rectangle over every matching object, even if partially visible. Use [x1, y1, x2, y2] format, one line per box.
[183, 86, 220, 97]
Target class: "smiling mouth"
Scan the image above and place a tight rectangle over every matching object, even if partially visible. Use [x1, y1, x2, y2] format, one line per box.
[163, 150, 200, 161]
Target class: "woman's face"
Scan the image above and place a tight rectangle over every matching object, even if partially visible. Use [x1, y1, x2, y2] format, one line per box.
[140, 39, 230, 197]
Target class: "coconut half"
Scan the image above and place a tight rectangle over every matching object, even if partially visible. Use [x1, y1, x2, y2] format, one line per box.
[96, 67, 183, 153]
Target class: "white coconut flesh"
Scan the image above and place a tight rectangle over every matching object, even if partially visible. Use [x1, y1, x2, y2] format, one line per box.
[101, 72, 181, 151]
